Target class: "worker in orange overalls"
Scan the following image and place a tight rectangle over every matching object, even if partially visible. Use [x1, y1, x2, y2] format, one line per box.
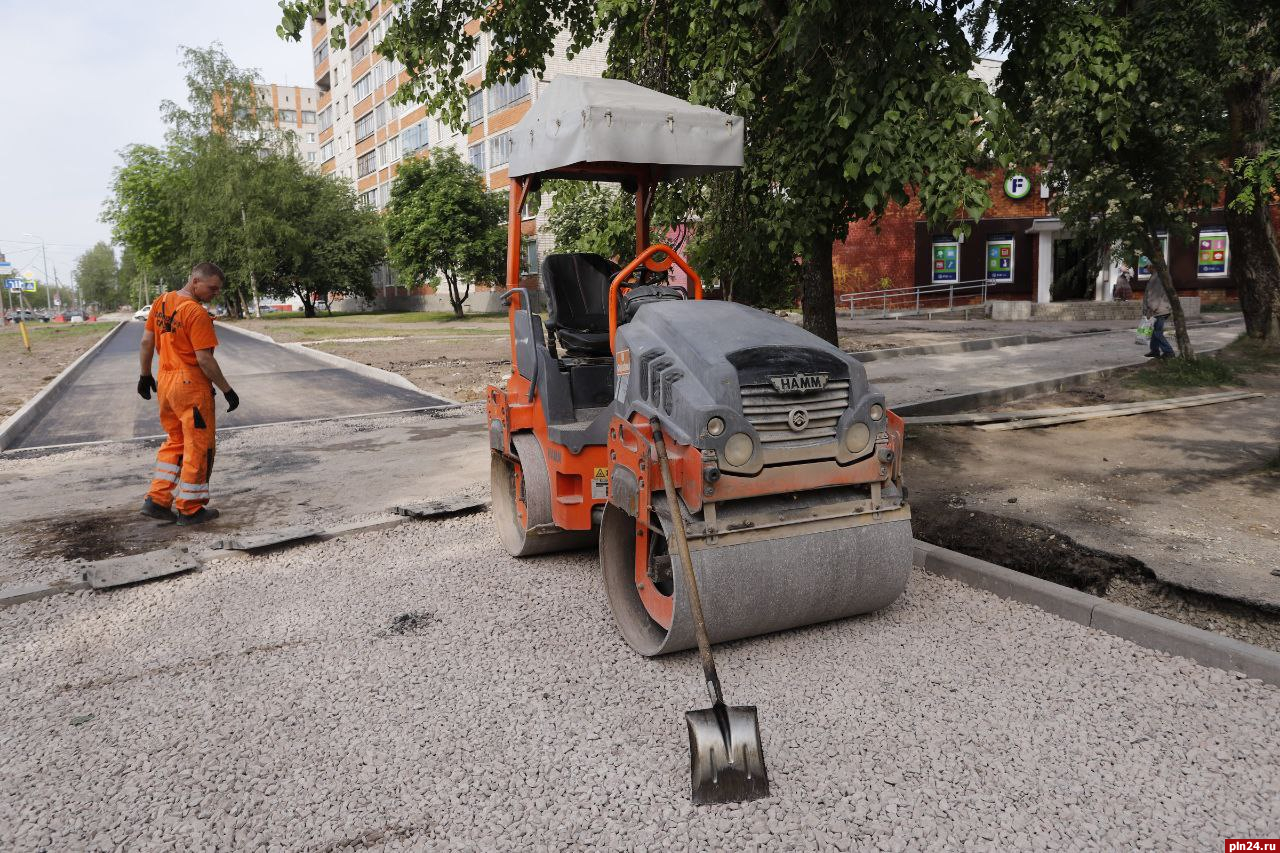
[137, 262, 240, 525]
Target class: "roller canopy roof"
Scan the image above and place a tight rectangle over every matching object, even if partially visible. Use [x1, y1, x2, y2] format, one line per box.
[507, 76, 744, 182]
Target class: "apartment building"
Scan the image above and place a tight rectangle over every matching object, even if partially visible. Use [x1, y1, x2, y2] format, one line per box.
[251, 83, 323, 166]
[310, 2, 607, 308]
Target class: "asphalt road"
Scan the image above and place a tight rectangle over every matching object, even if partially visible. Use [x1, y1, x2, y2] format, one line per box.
[9, 321, 450, 449]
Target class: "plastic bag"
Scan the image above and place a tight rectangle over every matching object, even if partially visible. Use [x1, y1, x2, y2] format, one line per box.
[1135, 317, 1154, 345]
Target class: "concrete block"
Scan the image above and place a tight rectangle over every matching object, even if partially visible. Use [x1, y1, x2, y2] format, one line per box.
[1090, 602, 1280, 686]
[217, 526, 322, 552]
[82, 548, 201, 590]
[918, 543, 1098, 627]
[0, 580, 91, 607]
[393, 496, 489, 519]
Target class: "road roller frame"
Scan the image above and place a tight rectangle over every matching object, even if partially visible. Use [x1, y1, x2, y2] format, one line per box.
[487, 78, 912, 656]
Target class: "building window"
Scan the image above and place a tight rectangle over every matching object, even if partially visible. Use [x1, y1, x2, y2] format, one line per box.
[351, 36, 370, 63]
[1196, 229, 1229, 278]
[468, 142, 485, 172]
[302, 110, 317, 124]
[354, 73, 373, 102]
[307, 151, 316, 163]
[357, 149, 378, 177]
[985, 234, 1014, 282]
[375, 101, 387, 128]
[402, 121, 428, 155]
[355, 110, 375, 141]
[318, 106, 332, 131]
[1136, 232, 1169, 280]
[931, 237, 960, 284]
[489, 75, 531, 113]
[488, 131, 513, 168]
[379, 181, 392, 209]
[377, 142, 388, 169]
[466, 36, 484, 73]
[278, 109, 297, 124]
[306, 132, 316, 143]
[313, 41, 329, 66]
[372, 19, 386, 47]
[360, 187, 379, 208]
[321, 140, 334, 161]
[520, 238, 538, 274]
[387, 133, 401, 162]
[467, 90, 485, 125]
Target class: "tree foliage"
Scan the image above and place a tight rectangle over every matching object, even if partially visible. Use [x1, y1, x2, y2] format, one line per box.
[384, 149, 506, 318]
[72, 243, 122, 309]
[102, 45, 382, 319]
[279, 1, 999, 344]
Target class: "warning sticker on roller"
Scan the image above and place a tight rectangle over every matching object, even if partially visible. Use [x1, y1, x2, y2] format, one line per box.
[592, 467, 609, 499]
[614, 349, 631, 402]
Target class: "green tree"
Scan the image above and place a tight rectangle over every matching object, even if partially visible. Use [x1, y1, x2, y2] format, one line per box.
[278, 1, 998, 345]
[384, 150, 506, 318]
[542, 181, 635, 260]
[72, 243, 122, 309]
[101, 143, 184, 307]
[991, 2, 1238, 357]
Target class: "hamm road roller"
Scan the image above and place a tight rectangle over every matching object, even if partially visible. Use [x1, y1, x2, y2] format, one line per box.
[486, 77, 912, 802]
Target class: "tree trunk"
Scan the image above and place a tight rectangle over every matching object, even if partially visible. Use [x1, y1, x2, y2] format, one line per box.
[1225, 75, 1280, 344]
[445, 271, 466, 319]
[295, 285, 317, 318]
[799, 234, 838, 346]
[1143, 230, 1193, 358]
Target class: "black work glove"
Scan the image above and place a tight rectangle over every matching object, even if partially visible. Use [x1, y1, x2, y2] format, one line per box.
[137, 375, 157, 400]
[224, 388, 240, 412]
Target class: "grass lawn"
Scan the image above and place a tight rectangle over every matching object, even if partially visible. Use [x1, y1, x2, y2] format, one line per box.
[1125, 333, 1279, 391]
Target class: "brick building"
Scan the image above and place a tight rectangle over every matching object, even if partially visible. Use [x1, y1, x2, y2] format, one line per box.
[835, 167, 1279, 312]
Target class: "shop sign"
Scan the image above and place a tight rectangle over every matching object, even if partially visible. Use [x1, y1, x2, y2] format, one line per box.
[1003, 173, 1032, 199]
[931, 236, 959, 283]
[1197, 229, 1229, 277]
[986, 234, 1015, 282]
[1136, 232, 1169, 280]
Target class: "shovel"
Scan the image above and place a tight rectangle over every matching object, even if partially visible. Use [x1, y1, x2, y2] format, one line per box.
[651, 420, 770, 805]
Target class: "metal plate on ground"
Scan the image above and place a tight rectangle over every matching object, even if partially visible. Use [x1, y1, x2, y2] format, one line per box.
[82, 548, 202, 590]
[393, 496, 488, 519]
[217, 526, 323, 552]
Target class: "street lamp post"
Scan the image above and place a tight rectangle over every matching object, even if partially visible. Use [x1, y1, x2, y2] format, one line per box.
[22, 233, 52, 312]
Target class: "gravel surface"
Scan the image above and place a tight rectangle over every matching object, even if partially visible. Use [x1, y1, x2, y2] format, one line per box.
[3, 511, 1277, 851]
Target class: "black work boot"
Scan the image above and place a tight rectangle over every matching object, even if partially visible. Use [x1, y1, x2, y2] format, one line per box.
[141, 497, 175, 522]
[176, 507, 221, 526]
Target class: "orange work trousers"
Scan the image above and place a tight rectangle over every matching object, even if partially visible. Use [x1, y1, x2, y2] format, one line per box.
[146, 369, 216, 516]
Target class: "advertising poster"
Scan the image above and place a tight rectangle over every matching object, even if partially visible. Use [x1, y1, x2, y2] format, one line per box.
[932, 237, 959, 283]
[1136, 232, 1169, 280]
[1197, 229, 1229, 277]
[986, 234, 1014, 282]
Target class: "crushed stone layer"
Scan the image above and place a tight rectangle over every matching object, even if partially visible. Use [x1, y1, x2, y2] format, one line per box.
[2, 512, 1277, 851]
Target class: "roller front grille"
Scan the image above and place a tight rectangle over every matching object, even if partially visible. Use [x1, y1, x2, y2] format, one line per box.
[739, 380, 849, 445]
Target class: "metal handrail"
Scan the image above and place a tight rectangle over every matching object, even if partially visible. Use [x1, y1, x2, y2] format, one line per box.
[838, 278, 997, 318]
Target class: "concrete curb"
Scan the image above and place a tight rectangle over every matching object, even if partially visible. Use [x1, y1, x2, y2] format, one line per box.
[852, 333, 1059, 363]
[895, 335, 1237, 417]
[913, 539, 1280, 686]
[0, 321, 128, 451]
[217, 324, 434, 396]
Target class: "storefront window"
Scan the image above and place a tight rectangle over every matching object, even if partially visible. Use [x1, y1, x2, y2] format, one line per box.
[986, 234, 1014, 283]
[1136, 232, 1169, 280]
[931, 236, 959, 284]
[1197, 229, 1229, 278]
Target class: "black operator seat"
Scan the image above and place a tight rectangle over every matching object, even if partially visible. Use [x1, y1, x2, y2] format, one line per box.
[540, 253, 621, 357]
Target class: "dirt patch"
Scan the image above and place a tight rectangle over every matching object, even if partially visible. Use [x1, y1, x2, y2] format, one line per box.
[0, 322, 114, 419]
[906, 341, 1280, 646]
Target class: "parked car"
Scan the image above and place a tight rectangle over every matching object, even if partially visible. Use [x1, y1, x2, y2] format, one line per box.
[133, 306, 150, 321]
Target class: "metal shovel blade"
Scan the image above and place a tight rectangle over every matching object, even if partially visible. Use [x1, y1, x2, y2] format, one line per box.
[686, 701, 770, 805]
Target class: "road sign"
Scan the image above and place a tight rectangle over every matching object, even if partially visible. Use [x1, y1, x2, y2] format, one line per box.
[22, 281, 36, 292]
[0, 262, 12, 275]
[5, 278, 23, 291]
[54, 296, 62, 307]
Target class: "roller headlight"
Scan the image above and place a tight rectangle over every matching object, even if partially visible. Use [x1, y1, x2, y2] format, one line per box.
[707, 416, 725, 436]
[724, 432, 754, 466]
[844, 422, 872, 454]
[869, 403, 885, 421]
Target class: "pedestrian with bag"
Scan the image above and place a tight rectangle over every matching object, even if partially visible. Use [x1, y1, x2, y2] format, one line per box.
[1141, 269, 1176, 359]
[136, 262, 240, 525]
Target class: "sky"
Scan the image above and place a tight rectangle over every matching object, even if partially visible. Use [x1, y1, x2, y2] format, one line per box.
[0, 0, 313, 288]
